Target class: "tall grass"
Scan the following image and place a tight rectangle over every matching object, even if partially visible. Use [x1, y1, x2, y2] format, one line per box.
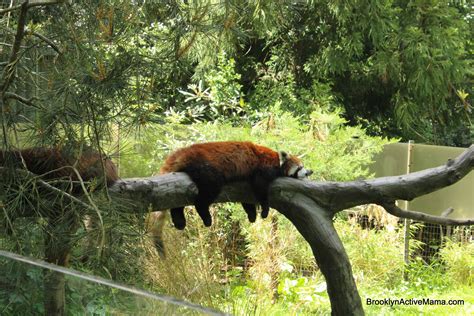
[439, 237, 473, 287]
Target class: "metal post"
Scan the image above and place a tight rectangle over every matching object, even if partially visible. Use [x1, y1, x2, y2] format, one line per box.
[403, 141, 414, 277]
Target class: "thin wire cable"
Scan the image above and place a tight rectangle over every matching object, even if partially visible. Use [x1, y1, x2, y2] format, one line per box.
[0, 250, 228, 316]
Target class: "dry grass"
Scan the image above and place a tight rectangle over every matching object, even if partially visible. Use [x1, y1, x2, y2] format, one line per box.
[141, 207, 229, 308]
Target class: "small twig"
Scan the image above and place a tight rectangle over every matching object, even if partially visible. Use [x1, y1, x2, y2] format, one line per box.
[28, 30, 62, 54]
[4, 92, 41, 108]
[0, 166, 95, 212]
[0, 4, 22, 14]
[441, 207, 455, 217]
[382, 202, 473, 226]
[2, 206, 20, 246]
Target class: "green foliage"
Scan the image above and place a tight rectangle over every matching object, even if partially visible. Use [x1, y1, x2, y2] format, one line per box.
[0, 258, 45, 315]
[205, 53, 245, 119]
[3, 0, 469, 150]
[120, 0, 474, 145]
[256, 0, 472, 145]
[335, 217, 406, 288]
[249, 57, 301, 115]
[248, 57, 346, 121]
[405, 257, 449, 293]
[2, 0, 470, 150]
[439, 237, 474, 287]
[277, 276, 327, 305]
[175, 53, 246, 123]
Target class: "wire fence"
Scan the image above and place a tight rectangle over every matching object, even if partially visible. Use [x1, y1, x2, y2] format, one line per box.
[357, 142, 473, 263]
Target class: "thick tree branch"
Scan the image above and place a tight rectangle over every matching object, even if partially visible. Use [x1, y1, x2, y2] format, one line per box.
[381, 203, 472, 225]
[269, 193, 364, 315]
[323, 144, 473, 213]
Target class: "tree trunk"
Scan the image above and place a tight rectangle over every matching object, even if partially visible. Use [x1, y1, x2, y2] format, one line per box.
[43, 215, 78, 316]
[272, 194, 364, 315]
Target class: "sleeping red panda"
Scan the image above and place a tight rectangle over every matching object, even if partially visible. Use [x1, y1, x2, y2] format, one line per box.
[158, 141, 313, 230]
[0, 146, 118, 266]
[0, 146, 118, 191]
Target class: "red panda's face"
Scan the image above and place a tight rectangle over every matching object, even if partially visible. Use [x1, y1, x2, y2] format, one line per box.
[279, 151, 313, 179]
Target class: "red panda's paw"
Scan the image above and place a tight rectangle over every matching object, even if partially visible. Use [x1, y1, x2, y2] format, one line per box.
[173, 220, 186, 230]
[199, 211, 212, 227]
[242, 203, 257, 222]
[171, 207, 186, 230]
[195, 203, 213, 227]
[261, 204, 270, 219]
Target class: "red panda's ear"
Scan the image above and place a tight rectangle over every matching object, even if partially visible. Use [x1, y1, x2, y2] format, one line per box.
[278, 151, 288, 166]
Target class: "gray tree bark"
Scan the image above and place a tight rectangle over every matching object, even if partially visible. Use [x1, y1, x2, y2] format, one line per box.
[109, 145, 473, 315]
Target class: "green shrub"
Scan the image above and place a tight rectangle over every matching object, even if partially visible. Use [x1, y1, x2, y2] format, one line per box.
[173, 52, 246, 124]
[335, 218, 405, 288]
[440, 238, 474, 287]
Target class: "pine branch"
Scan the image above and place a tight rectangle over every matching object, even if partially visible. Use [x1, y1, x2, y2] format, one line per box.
[28, 31, 62, 54]
[0, 166, 96, 214]
[4, 92, 41, 109]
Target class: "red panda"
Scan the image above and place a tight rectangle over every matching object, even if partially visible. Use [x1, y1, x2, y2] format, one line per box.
[0, 146, 118, 241]
[158, 141, 313, 230]
[0, 146, 118, 266]
[0, 146, 118, 191]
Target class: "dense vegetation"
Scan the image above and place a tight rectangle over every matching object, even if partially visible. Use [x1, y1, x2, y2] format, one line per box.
[1, 0, 472, 146]
[0, 0, 472, 315]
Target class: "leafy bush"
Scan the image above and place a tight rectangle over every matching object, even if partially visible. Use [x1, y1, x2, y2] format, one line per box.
[172, 53, 246, 124]
[249, 57, 344, 120]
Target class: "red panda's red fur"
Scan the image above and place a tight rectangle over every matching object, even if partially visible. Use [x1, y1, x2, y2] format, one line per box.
[0, 147, 118, 189]
[1, 147, 118, 266]
[161, 141, 282, 179]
